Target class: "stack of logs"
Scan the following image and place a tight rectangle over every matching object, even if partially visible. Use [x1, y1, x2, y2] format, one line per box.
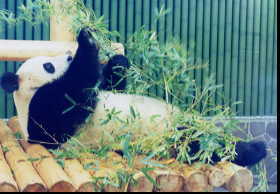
[0, 117, 254, 192]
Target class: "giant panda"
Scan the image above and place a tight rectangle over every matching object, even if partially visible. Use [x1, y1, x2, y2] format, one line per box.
[1, 28, 266, 167]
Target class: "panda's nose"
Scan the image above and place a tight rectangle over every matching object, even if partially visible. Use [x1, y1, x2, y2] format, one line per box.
[0, 72, 19, 93]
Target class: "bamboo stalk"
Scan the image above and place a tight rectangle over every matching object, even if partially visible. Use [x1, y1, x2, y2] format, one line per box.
[7, 118, 76, 192]
[0, 120, 47, 192]
[216, 162, 253, 192]
[0, 146, 18, 192]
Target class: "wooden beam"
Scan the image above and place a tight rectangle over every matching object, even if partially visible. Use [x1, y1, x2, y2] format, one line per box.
[0, 40, 124, 61]
[0, 40, 77, 61]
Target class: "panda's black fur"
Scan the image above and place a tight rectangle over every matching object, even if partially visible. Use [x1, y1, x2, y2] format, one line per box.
[101, 54, 130, 91]
[27, 28, 129, 149]
[0, 28, 267, 167]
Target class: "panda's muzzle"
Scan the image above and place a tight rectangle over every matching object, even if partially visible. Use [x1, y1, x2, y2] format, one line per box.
[0, 72, 19, 93]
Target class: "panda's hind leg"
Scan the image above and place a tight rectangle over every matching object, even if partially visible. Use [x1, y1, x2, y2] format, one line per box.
[101, 55, 130, 91]
[231, 140, 267, 166]
[185, 140, 267, 167]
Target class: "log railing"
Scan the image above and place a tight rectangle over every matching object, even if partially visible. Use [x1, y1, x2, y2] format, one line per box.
[0, 0, 124, 62]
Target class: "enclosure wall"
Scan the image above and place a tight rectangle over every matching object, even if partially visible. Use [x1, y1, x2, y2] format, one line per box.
[0, 0, 277, 117]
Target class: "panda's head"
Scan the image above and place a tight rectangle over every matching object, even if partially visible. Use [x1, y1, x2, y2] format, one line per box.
[1, 54, 73, 98]
[1, 54, 73, 139]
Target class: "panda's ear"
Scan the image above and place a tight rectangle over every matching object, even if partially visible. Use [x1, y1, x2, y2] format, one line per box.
[0, 72, 19, 93]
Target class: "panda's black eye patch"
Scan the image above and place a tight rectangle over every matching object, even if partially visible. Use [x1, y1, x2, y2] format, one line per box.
[43, 63, 55, 74]
[67, 56, 73, 63]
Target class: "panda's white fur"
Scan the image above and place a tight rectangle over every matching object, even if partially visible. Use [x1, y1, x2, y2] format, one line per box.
[74, 91, 179, 147]
[13, 55, 72, 140]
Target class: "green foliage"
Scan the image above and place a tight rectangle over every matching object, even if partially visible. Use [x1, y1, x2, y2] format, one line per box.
[51, 0, 119, 59]
[125, 27, 223, 114]
[0, 0, 52, 26]
[0, 0, 118, 60]
[251, 161, 269, 192]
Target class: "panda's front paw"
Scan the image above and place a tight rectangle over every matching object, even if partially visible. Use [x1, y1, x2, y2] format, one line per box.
[77, 27, 100, 50]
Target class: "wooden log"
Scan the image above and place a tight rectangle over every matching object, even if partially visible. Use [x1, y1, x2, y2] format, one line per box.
[128, 156, 186, 192]
[127, 172, 154, 192]
[63, 158, 94, 192]
[0, 40, 77, 61]
[79, 152, 124, 192]
[0, 40, 124, 61]
[79, 152, 154, 192]
[153, 170, 185, 192]
[130, 157, 186, 192]
[104, 152, 154, 192]
[216, 162, 253, 192]
[200, 164, 226, 187]
[7, 118, 76, 192]
[146, 160, 211, 192]
[0, 146, 18, 192]
[0, 120, 47, 192]
[24, 144, 76, 192]
[181, 165, 212, 192]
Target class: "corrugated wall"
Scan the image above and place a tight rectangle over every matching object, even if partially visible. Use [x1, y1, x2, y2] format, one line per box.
[0, 0, 277, 117]
[0, 0, 50, 118]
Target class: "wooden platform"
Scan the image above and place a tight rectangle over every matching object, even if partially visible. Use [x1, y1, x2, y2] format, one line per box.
[0, 117, 254, 192]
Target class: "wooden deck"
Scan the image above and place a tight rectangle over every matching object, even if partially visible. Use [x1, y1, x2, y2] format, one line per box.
[0, 117, 254, 192]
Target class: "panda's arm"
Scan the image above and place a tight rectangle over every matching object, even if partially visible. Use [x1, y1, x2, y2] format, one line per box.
[101, 55, 130, 91]
[64, 28, 103, 90]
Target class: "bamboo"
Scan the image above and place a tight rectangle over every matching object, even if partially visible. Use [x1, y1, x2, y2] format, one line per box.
[0, 146, 18, 192]
[0, 120, 47, 192]
[216, 162, 253, 192]
[7, 118, 76, 192]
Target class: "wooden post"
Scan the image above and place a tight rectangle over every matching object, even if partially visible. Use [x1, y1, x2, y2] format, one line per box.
[50, 0, 75, 41]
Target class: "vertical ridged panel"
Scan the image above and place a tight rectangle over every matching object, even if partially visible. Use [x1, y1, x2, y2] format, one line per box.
[0, 0, 277, 117]
[230, 0, 241, 114]
[0, 0, 49, 117]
